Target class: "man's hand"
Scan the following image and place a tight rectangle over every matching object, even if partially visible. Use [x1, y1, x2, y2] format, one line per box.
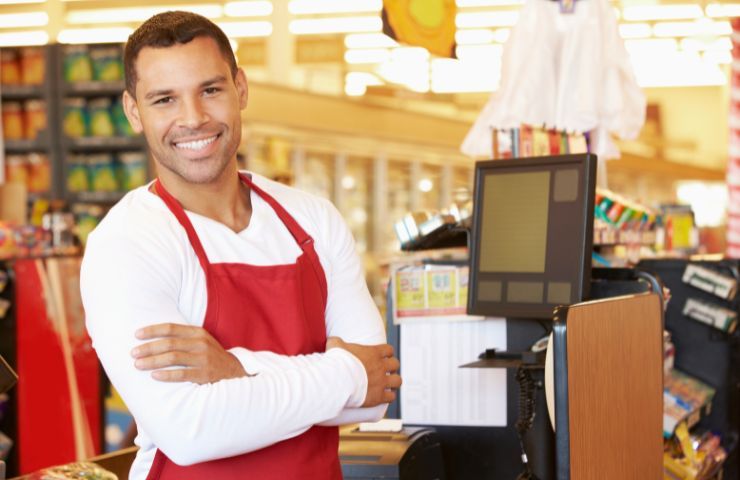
[326, 337, 402, 408]
[131, 323, 248, 384]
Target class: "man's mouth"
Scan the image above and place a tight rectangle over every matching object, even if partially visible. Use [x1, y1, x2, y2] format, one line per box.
[173, 134, 219, 151]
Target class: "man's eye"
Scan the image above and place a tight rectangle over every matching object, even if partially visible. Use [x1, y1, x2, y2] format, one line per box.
[153, 97, 172, 105]
[204, 87, 220, 95]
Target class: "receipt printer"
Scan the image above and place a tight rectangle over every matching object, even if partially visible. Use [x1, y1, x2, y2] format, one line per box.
[339, 426, 446, 480]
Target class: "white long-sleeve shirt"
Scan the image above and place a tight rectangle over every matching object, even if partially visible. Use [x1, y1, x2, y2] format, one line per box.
[81, 172, 386, 479]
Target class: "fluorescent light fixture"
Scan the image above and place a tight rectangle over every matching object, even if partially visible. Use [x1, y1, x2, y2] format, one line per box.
[377, 55, 430, 93]
[706, 3, 740, 18]
[619, 23, 652, 39]
[289, 0, 381, 15]
[653, 20, 731, 38]
[344, 33, 397, 48]
[629, 50, 726, 87]
[456, 11, 519, 28]
[623, 4, 704, 21]
[704, 49, 732, 63]
[681, 37, 731, 52]
[0, 0, 45, 4]
[624, 38, 678, 54]
[0, 30, 47, 46]
[455, 29, 495, 45]
[0, 12, 48, 28]
[455, 44, 503, 61]
[58, 27, 133, 44]
[390, 46, 430, 62]
[344, 82, 366, 96]
[290, 16, 382, 34]
[457, 0, 522, 6]
[224, 1, 272, 17]
[344, 48, 390, 64]
[217, 21, 272, 37]
[431, 57, 500, 92]
[346, 71, 383, 86]
[67, 4, 223, 24]
[493, 28, 510, 43]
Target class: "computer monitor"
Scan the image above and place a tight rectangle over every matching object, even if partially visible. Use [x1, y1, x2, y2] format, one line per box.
[468, 154, 597, 319]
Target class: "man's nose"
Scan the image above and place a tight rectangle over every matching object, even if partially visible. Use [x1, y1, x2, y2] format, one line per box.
[178, 97, 209, 129]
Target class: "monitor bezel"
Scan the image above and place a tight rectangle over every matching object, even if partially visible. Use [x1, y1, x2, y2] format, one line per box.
[467, 154, 597, 319]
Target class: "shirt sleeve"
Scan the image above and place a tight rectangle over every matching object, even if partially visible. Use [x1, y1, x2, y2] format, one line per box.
[81, 224, 367, 466]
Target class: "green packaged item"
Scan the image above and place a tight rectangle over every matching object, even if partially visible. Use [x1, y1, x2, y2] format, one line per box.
[66, 154, 90, 192]
[62, 97, 88, 138]
[90, 47, 123, 82]
[63, 45, 93, 83]
[88, 98, 114, 137]
[111, 99, 134, 137]
[118, 152, 147, 190]
[87, 153, 118, 192]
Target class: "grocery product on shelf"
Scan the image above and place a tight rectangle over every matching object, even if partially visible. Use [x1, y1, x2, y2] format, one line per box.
[90, 46, 123, 82]
[2, 102, 24, 140]
[22, 100, 47, 140]
[19, 47, 44, 86]
[0, 50, 21, 85]
[63, 45, 93, 83]
[63, 97, 89, 138]
[118, 151, 147, 190]
[87, 153, 118, 192]
[88, 98, 115, 137]
[26, 153, 50, 194]
[4, 155, 28, 187]
[66, 154, 90, 193]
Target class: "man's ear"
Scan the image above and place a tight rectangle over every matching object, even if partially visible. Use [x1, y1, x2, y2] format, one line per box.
[235, 68, 248, 110]
[121, 90, 144, 134]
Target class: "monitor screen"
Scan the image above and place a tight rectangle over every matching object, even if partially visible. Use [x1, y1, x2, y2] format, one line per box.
[468, 154, 596, 319]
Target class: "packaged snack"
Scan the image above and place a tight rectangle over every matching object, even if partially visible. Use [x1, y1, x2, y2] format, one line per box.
[88, 98, 115, 137]
[88, 153, 118, 192]
[0, 50, 20, 85]
[90, 46, 123, 82]
[118, 151, 147, 190]
[62, 97, 89, 138]
[66, 154, 90, 192]
[20, 47, 45, 85]
[63, 45, 93, 83]
[27, 152, 51, 193]
[23, 99, 47, 140]
[2, 101, 24, 140]
[28, 461, 117, 480]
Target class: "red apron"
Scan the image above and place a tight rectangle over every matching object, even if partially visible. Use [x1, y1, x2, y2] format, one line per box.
[145, 173, 342, 480]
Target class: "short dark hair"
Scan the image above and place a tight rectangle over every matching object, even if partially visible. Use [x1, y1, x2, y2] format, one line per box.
[124, 11, 238, 96]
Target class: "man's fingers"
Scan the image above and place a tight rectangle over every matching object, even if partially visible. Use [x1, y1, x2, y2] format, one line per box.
[131, 338, 196, 358]
[151, 368, 203, 383]
[385, 357, 400, 373]
[379, 344, 394, 358]
[382, 390, 397, 403]
[134, 351, 199, 370]
[387, 373, 402, 390]
[135, 323, 203, 340]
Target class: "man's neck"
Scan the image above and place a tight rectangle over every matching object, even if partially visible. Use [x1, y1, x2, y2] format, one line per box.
[158, 167, 252, 233]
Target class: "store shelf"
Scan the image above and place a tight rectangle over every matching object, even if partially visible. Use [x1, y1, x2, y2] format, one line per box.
[68, 191, 126, 203]
[62, 81, 125, 97]
[63, 136, 145, 150]
[4, 138, 50, 152]
[593, 228, 657, 247]
[0, 84, 44, 99]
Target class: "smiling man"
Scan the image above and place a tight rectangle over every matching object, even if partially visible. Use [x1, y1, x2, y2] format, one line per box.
[80, 11, 400, 480]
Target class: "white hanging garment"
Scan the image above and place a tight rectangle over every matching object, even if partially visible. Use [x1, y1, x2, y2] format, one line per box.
[461, 0, 646, 160]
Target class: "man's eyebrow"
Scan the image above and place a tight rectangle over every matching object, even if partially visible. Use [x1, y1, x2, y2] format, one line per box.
[143, 77, 227, 100]
[144, 89, 173, 101]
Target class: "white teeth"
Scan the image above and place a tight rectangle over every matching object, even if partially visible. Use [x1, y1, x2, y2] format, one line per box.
[175, 135, 217, 150]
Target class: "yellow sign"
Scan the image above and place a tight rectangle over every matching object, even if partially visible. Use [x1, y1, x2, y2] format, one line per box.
[383, 0, 457, 58]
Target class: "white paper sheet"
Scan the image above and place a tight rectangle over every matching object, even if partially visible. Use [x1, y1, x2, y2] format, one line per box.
[400, 317, 507, 427]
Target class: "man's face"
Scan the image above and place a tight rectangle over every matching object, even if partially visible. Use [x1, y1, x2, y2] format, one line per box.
[122, 36, 247, 186]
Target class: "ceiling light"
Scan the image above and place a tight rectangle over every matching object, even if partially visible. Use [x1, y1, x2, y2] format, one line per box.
[455, 29, 495, 45]
[622, 4, 704, 21]
[0, 30, 47, 46]
[344, 82, 367, 96]
[390, 47, 430, 62]
[431, 58, 501, 93]
[456, 11, 519, 28]
[67, 4, 223, 24]
[629, 50, 725, 87]
[624, 38, 678, 54]
[0, 12, 48, 28]
[377, 59, 429, 93]
[290, 16, 382, 35]
[703, 50, 732, 64]
[418, 179, 434, 193]
[344, 33, 397, 49]
[455, 44, 503, 61]
[346, 71, 383, 86]
[652, 20, 730, 37]
[706, 3, 740, 18]
[619, 23, 652, 39]
[344, 48, 390, 64]
[224, 1, 272, 17]
[681, 37, 731, 52]
[217, 21, 272, 37]
[58, 27, 133, 44]
[456, 0, 522, 6]
[289, 0, 382, 15]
